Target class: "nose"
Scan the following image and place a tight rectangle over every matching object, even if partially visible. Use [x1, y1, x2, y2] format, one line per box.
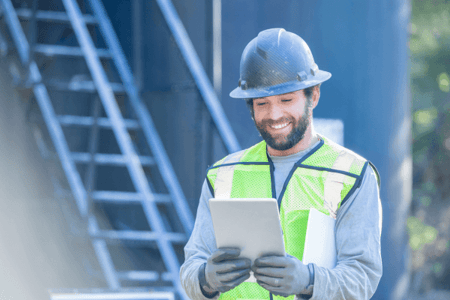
[267, 103, 284, 121]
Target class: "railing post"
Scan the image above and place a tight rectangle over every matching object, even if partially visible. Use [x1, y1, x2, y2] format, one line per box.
[26, 0, 38, 85]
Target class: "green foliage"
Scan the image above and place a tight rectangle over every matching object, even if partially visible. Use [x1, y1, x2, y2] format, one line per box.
[411, 0, 450, 194]
[432, 262, 443, 274]
[410, 0, 450, 290]
[407, 216, 438, 250]
[438, 72, 450, 92]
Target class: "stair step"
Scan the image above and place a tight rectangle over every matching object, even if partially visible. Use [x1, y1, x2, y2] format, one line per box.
[57, 115, 140, 129]
[91, 191, 172, 204]
[72, 152, 155, 166]
[116, 271, 173, 282]
[34, 44, 111, 58]
[46, 79, 125, 93]
[50, 290, 175, 300]
[15, 8, 98, 24]
[91, 229, 187, 243]
[117, 270, 159, 281]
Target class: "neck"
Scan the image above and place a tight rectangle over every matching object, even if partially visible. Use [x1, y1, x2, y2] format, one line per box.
[267, 127, 318, 157]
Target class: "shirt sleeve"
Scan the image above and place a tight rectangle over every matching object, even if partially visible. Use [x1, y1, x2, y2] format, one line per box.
[303, 164, 383, 300]
[180, 179, 220, 300]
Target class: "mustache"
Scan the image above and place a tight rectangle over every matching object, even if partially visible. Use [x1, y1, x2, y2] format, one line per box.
[258, 117, 294, 127]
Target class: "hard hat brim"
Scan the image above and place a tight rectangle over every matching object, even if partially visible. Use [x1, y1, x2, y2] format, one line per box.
[229, 70, 331, 99]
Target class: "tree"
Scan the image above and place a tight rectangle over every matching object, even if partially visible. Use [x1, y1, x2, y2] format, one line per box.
[409, 0, 450, 293]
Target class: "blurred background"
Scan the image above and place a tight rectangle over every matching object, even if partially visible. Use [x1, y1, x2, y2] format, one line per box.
[409, 0, 450, 299]
[0, 0, 446, 299]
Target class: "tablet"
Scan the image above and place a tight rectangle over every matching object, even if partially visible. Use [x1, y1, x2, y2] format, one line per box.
[302, 208, 337, 269]
[209, 198, 285, 282]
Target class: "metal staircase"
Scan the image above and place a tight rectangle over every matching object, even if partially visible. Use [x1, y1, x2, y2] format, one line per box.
[0, 0, 240, 299]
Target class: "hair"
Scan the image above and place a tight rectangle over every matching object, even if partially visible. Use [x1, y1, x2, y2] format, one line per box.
[245, 84, 321, 120]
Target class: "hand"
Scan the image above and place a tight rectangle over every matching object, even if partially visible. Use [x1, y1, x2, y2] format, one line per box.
[204, 248, 252, 293]
[252, 254, 310, 297]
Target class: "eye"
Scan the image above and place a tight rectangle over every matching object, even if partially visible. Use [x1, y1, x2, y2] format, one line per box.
[281, 99, 292, 102]
[256, 102, 267, 106]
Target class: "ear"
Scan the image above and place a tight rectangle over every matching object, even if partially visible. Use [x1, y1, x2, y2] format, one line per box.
[311, 85, 320, 109]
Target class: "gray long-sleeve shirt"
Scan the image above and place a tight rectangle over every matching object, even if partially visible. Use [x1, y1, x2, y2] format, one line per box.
[180, 141, 383, 300]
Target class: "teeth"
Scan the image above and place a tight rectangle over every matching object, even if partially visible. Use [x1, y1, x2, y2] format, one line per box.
[271, 122, 289, 129]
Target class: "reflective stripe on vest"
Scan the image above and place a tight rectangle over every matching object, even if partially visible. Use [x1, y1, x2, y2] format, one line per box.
[324, 151, 356, 219]
[215, 150, 246, 198]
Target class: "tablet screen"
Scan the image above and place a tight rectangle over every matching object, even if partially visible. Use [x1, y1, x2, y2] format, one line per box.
[209, 198, 286, 282]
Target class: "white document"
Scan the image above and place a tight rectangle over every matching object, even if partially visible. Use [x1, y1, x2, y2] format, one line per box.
[302, 208, 337, 269]
[209, 198, 285, 282]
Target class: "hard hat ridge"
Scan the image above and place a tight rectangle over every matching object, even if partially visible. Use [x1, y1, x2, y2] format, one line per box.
[230, 28, 331, 99]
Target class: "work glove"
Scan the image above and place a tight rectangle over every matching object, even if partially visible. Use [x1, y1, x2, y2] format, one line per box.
[203, 248, 252, 293]
[252, 254, 310, 297]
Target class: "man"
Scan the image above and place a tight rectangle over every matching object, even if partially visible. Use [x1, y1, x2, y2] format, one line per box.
[180, 28, 382, 299]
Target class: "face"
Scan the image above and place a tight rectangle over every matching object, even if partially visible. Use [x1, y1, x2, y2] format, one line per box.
[253, 90, 313, 151]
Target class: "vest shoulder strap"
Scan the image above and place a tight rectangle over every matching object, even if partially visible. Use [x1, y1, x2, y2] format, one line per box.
[303, 136, 368, 217]
[213, 149, 246, 198]
[206, 141, 268, 197]
[302, 135, 368, 177]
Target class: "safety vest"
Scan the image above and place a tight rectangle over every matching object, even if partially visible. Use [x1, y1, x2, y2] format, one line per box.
[206, 136, 372, 300]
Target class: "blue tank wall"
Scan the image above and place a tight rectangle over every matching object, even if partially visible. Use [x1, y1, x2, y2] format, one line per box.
[103, 1, 411, 299]
[220, 2, 411, 299]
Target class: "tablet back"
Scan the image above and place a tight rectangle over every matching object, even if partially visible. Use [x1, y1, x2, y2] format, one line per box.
[209, 198, 285, 263]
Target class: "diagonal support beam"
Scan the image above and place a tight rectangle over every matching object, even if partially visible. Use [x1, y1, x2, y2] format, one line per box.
[156, 0, 241, 154]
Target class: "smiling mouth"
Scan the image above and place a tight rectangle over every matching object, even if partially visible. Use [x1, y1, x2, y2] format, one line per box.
[270, 122, 290, 130]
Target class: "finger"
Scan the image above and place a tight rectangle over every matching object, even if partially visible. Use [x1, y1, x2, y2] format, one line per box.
[222, 272, 251, 288]
[257, 281, 290, 297]
[254, 274, 284, 287]
[211, 248, 241, 263]
[257, 281, 278, 292]
[253, 266, 286, 278]
[216, 285, 233, 293]
[268, 289, 290, 298]
[254, 256, 289, 268]
[217, 268, 251, 283]
[257, 281, 272, 292]
[215, 259, 251, 274]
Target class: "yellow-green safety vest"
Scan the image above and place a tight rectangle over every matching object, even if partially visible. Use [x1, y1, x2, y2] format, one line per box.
[206, 136, 374, 300]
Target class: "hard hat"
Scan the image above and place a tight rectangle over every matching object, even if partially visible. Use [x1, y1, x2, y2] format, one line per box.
[230, 28, 331, 99]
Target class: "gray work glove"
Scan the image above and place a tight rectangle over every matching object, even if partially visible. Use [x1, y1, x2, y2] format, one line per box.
[203, 248, 252, 293]
[252, 254, 310, 297]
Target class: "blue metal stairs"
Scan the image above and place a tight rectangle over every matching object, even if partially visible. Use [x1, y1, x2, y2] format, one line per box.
[0, 0, 240, 299]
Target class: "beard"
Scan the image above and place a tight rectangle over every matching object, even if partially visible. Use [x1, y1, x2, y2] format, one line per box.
[255, 105, 312, 151]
